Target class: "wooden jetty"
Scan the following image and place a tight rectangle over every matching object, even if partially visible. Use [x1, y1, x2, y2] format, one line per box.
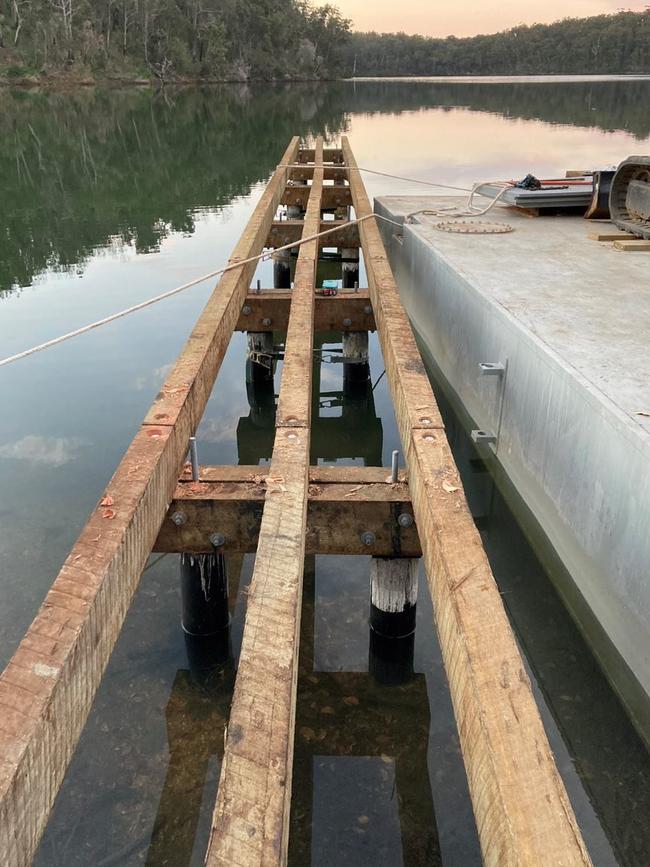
[0, 137, 592, 866]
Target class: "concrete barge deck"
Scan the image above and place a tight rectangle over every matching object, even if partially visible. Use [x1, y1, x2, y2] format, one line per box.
[375, 195, 650, 743]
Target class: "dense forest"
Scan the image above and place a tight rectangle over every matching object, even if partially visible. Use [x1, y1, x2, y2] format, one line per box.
[0, 3, 648, 82]
[344, 11, 650, 77]
[0, 0, 351, 81]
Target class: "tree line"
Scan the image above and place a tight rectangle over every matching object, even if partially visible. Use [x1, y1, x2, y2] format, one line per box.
[0, 0, 351, 81]
[343, 11, 650, 77]
[1, 4, 648, 81]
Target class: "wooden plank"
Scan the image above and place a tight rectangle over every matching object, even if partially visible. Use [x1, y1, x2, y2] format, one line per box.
[266, 219, 359, 249]
[281, 183, 351, 210]
[183, 465, 400, 484]
[205, 140, 324, 867]
[613, 239, 650, 251]
[0, 137, 301, 867]
[153, 471, 419, 556]
[297, 147, 342, 164]
[341, 137, 592, 867]
[288, 166, 347, 182]
[236, 291, 375, 333]
[588, 231, 633, 241]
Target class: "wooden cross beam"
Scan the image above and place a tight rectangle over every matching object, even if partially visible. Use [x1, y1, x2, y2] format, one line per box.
[281, 184, 352, 210]
[266, 219, 360, 249]
[153, 465, 419, 556]
[235, 290, 375, 333]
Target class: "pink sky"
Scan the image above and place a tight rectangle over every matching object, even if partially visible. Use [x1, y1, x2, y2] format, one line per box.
[316, 0, 648, 37]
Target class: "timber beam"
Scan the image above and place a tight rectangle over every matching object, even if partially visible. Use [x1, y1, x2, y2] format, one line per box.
[297, 147, 343, 164]
[0, 137, 303, 867]
[236, 291, 375, 332]
[281, 184, 352, 210]
[288, 166, 348, 183]
[342, 136, 592, 867]
[154, 466, 419, 556]
[266, 219, 359, 249]
[205, 137, 325, 867]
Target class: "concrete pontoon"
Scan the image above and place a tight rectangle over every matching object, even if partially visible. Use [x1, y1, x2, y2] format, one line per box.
[375, 195, 650, 745]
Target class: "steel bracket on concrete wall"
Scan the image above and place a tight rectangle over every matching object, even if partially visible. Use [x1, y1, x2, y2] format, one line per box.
[478, 362, 505, 376]
[471, 429, 497, 445]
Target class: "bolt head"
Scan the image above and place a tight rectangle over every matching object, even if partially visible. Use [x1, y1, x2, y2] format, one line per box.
[342, 318, 352, 327]
[360, 530, 376, 546]
[210, 532, 225, 548]
[171, 511, 186, 526]
[242, 305, 251, 315]
[262, 317, 272, 327]
[363, 305, 372, 315]
[398, 513, 414, 529]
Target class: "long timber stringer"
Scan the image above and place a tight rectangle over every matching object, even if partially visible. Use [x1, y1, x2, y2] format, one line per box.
[0, 137, 592, 867]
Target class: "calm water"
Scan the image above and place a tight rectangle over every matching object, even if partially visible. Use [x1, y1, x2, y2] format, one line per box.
[1, 79, 649, 866]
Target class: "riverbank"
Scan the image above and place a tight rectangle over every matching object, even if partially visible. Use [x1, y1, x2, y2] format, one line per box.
[3, 70, 650, 89]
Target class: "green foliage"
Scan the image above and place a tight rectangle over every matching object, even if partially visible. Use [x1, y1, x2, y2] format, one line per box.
[344, 11, 650, 76]
[0, 0, 351, 80]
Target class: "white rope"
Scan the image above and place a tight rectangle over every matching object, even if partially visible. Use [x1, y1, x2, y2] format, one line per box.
[405, 182, 513, 223]
[0, 213, 402, 370]
[281, 163, 472, 193]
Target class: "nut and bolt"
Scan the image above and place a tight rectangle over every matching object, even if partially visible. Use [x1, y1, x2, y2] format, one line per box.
[398, 513, 414, 529]
[342, 317, 352, 327]
[210, 532, 226, 548]
[262, 317, 273, 327]
[171, 511, 187, 526]
[242, 305, 252, 315]
[363, 305, 372, 315]
[360, 530, 376, 546]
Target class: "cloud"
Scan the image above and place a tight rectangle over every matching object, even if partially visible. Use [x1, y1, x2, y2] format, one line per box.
[0, 435, 87, 467]
[198, 413, 243, 444]
[132, 362, 174, 392]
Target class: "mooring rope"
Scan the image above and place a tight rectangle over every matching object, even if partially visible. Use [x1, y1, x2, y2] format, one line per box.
[405, 182, 512, 222]
[280, 163, 473, 193]
[0, 213, 402, 369]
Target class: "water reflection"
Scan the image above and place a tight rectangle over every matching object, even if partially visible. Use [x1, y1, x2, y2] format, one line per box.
[289, 557, 440, 867]
[2, 78, 650, 294]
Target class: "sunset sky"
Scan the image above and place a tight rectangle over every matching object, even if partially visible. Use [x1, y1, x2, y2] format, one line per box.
[316, 0, 648, 37]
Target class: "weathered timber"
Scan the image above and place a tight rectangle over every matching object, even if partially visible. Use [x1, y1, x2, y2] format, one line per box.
[613, 239, 650, 251]
[281, 184, 351, 210]
[288, 165, 347, 182]
[0, 137, 301, 867]
[236, 291, 375, 333]
[370, 557, 419, 638]
[205, 138, 324, 867]
[266, 219, 360, 249]
[341, 136, 592, 867]
[297, 147, 342, 164]
[153, 467, 418, 556]
[588, 231, 633, 241]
